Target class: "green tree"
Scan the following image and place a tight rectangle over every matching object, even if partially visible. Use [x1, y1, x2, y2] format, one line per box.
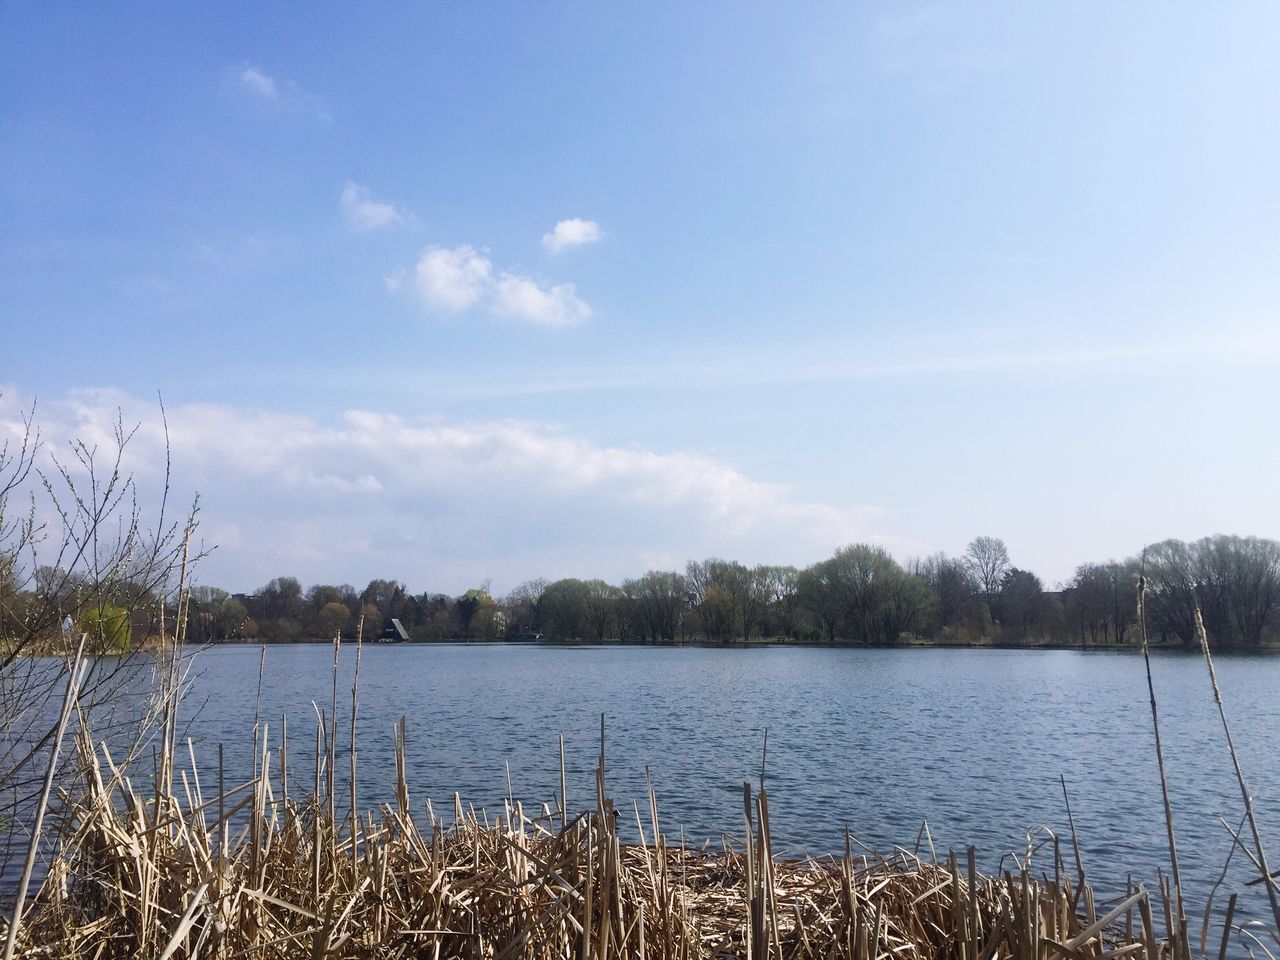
[805, 545, 937, 644]
[317, 601, 349, 639]
[217, 599, 250, 640]
[306, 584, 345, 608]
[797, 559, 844, 643]
[78, 603, 131, 652]
[539, 579, 590, 640]
[260, 576, 304, 621]
[362, 579, 408, 620]
[358, 603, 382, 637]
[455, 588, 495, 639]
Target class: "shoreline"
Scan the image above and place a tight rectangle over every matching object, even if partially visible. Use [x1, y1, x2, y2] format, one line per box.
[191, 636, 1280, 654]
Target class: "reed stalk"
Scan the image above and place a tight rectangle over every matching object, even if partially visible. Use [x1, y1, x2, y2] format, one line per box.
[349, 615, 364, 848]
[1136, 574, 1189, 960]
[1193, 605, 1280, 933]
[1, 633, 85, 960]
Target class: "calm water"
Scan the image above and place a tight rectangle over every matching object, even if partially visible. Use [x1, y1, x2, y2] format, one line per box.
[179, 643, 1278, 927]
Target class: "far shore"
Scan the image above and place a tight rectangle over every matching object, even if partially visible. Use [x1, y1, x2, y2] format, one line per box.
[189, 635, 1280, 654]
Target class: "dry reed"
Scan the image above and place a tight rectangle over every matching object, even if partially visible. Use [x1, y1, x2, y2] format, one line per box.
[1192, 607, 1280, 934]
[4, 580, 1272, 958]
[3, 708, 1179, 960]
[1136, 575, 1190, 960]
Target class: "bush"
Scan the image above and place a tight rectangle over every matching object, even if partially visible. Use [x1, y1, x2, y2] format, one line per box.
[77, 604, 132, 652]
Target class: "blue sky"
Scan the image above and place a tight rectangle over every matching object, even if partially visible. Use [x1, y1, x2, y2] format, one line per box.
[2, 2, 1278, 593]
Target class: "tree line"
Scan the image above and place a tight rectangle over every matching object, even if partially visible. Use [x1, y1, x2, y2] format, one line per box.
[160, 534, 1280, 650]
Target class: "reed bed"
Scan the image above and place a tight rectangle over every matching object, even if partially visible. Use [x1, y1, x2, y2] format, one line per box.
[5, 709, 1178, 960]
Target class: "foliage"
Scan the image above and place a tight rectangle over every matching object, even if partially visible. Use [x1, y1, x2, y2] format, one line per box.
[316, 601, 349, 638]
[191, 537, 1279, 650]
[76, 603, 131, 652]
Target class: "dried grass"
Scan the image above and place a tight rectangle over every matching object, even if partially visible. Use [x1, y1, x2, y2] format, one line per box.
[5, 712, 1169, 960]
[4, 584, 1272, 958]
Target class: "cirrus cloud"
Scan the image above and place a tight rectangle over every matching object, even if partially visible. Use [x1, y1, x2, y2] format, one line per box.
[229, 62, 330, 120]
[238, 65, 278, 100]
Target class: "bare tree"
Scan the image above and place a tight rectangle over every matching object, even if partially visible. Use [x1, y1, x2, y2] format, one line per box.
[685, 559, 740, 642]
[759, 565, 799, 639]
[624, 570, 686, 642]
[0, 396, 200, 876]
[824, 544, 935, 644]
[964, 536, 1010, 611]
[501, 578, 547, 637]
[1068, 560, 1140, 646]
[913, 553, 977, 629]
[998, 567, 1044, 638]
[581, 579, 620, 642]
[1142, 539, 1198, 646]
[1198, 535, 1280, 647]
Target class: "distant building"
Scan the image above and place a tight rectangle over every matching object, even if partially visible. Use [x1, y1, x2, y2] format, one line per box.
[380, 618, 410, 643]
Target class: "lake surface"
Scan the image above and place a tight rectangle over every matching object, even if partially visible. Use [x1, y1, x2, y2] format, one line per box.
[181, 642, 1278, 931]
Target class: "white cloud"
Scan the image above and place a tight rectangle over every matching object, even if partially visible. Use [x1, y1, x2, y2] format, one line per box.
[400, 245, 592, 327]
[492, 274, 591, 327]
[542, 218, 603, 253]
[412, 245, 493, 311]
[0, 390, 891, 593]
[239, 65, 278, 100]
[340, 181, 404, 232]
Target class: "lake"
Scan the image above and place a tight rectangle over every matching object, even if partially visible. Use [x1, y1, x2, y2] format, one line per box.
[180, 642, 1278, 930]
